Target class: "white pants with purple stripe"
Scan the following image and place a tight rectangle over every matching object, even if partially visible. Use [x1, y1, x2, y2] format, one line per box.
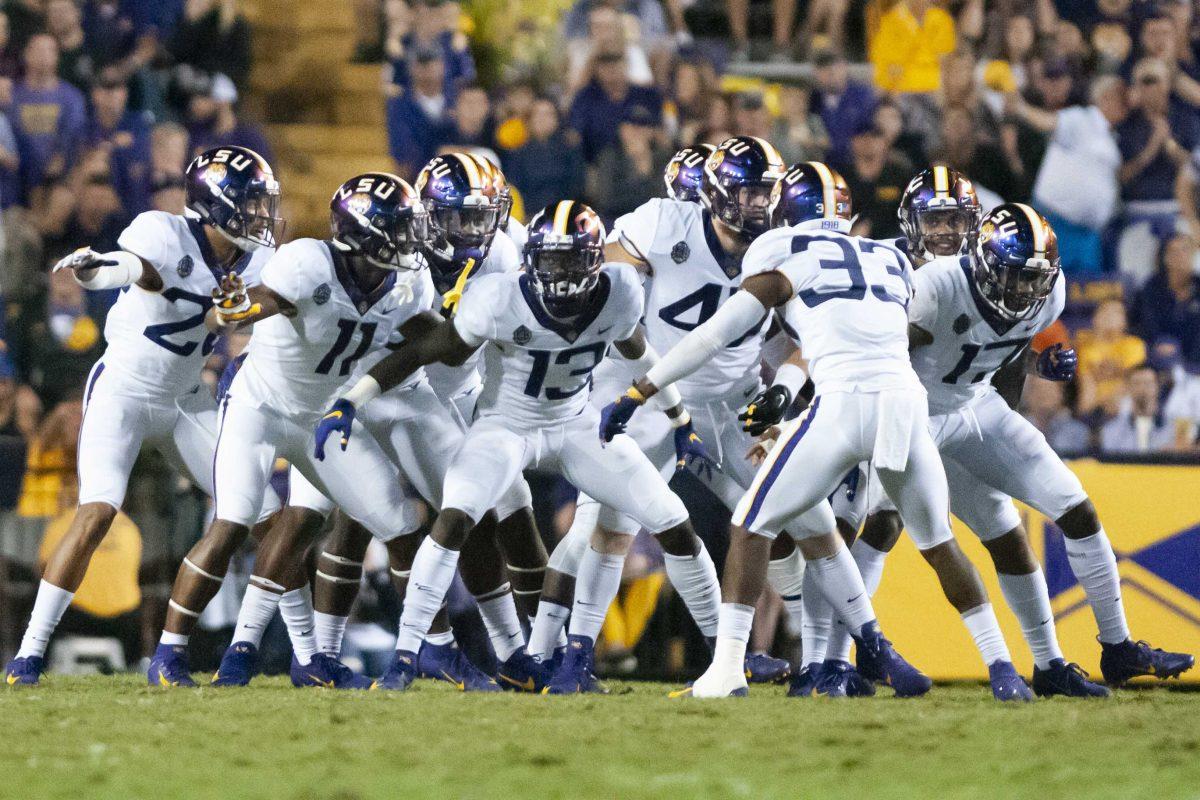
[731, 389, 954, 551]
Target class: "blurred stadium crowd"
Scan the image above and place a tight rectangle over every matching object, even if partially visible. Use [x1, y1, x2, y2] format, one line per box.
[0, 0, 1198, 679]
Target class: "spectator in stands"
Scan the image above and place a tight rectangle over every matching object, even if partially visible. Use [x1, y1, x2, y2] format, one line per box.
[1007, 75, 1127, 274]
[439, 83, 495, 154]
[589, 102, 670, 223]
[870, 0, 955, 95]
[82, 1, 158, 87]
[837, 123, 909, 239]
[567, 48, 662, 164]
[12, 267, 105, 408]
[730, 92, 771, 141]
[770, 83, 828, 165]
[1076, 298, 1148, 418]
[872, 97, 924, 167]
[565, 1, 659, 93]
[85, 74, 152, 216]
[386, 44, 453, 176]
[724, 0, 798, 62]
[46, 0, 92, 91]
[1154, 336, 1200, 450]
[669, 59, 719, 146]
[186, 73, 272, 162]
[12, 33, 87, 197]
[505, 96, 584, 215]
[493, 81, 535, 151]
[810, 48, 876, 166]
[1116, 57, 1200, 284]
[167, 0, 252, 90]
[0, 102, 20, 208]
[149, 120, 188, 186]
[1100, 363, 1175, 453]
[1022, 376, 1092, 455]
[4, 0, 44, 52]
[1135, 233, 1200, 366]
[0, 11, 22, 79]
[935, 104, 1025, 203]
[384, 0, 475, 101]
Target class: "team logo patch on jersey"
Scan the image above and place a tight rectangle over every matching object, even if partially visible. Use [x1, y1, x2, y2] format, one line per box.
[176, 255, 193, 277]
[513, 325, 532, 345]
[671, 241, 690, 263]
[313, 283, 331, 305]
[953, 313, 971, 334]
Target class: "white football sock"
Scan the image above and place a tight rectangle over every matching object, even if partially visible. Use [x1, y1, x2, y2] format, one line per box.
[766, 547, 805, 633]
[569, 547, 624, 642]
[159, 631, 189, 647]
[17, 581, 75, 659]
[713, 603, 754, 674]
[826, 538, 890, 663]
[1063, 529, 1130, 645]
[425, 629, 455, 646]
[800, 567, 830, 667]
[528, 600, 571, 662]
[314, 611, 348, 656]
[808, 546, 875, 632]
[279, 585, 318, 666]
[961, 603, 1011, 666]
[475, 583, 525, 662]
[997, 570, 1063, 669]
[396, 539, 460, 654]
[232, 584, 283, 648]
[663, 545, 721, 637]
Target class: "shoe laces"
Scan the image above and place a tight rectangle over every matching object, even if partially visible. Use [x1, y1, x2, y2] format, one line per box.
[1063, 662, 1093, 681]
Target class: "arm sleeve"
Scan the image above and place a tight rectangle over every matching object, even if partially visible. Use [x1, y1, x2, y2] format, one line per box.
[644, 290, 769, 388]
[907, 267, 941, 333]
[451, 277, 498, 347]
[116, 211, 173, 271]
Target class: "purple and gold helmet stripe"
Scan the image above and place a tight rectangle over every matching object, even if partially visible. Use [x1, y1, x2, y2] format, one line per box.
[552, 200, 576, 235]
[933, 165, 950, 198]
[1013, 202, 1047, 255]
[806, 161, 837, 219]
[451, 152, 486, 194]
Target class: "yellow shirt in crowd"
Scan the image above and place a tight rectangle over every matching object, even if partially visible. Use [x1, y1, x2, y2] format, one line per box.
[870, 2, 956, 93]
[38, 510, 142, 618]
[1076, 332, 1147, 412]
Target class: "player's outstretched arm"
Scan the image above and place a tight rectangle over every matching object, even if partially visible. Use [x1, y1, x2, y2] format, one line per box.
[53, 247, 161, 292]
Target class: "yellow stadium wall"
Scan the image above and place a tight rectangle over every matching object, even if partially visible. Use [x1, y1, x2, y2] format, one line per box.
[871, 460, 1200, 682]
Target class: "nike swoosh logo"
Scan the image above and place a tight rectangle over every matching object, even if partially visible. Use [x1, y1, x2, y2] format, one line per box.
[1039, 618, 1051, 626]
[323, 411, 343, 421]
[597, 326, 613, 334]
[499, 674, 536, 692]
[441, 670, 466, 691]
[158, 673, 176, 688]
[667, 686, 693, 698]
[307, 674, 336, 688]
[6, 673, 18, 686]
[847, 593, 864, 604]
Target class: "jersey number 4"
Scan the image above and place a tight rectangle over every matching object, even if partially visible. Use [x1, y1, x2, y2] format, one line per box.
[143, 288, 217, 357]
[317, 319, 377, 376]
[790, 235, 909, 307]
[658, 284, 766, 347]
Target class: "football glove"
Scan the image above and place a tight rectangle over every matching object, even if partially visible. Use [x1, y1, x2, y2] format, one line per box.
[212, 273, 261, 325]
[52, 247, 117, 273]
[314, 399, 356, 460]
[1035, 343, 1077, 382]
[598, 387, 646, 443]
[673, 420, 716, 479]
[738, 385, 792, 436]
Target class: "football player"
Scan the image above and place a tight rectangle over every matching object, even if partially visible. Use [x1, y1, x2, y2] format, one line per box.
[6, 146, 285, 687]
[527, 138, 810, 684]
[315, 201, 719, 694]
[605, 163, 1033, 700]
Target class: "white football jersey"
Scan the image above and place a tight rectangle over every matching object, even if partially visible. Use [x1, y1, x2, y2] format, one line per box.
[909, 255, 1065, 415]
[234, 238, 435, 420]
[453, 262, 643, 428]
[425, 229, 522, 400]
[612, 198, 769, 401]
[744, 221, 918, 394]
[101, 211, 271, 399]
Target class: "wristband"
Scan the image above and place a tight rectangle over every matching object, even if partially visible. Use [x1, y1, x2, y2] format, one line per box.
[343, 375, 382, 408]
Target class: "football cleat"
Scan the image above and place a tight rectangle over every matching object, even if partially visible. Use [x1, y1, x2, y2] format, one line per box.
[744, 651, 791, 684]
[854, 621, 932, 697]
[374, 650, 419, 691]
[417, 641, 500, 692]
[147, 644, 196, 688]
[497, 650, 552, 693]
[210, 641, 259, 687]
[786, 663, 823, 698]
[816, 659, 876, 698]
[1099, 639, 1195, 685]
[290, 653, 373, 689]
[988, 660, 1034, 702]
[1032, 659, 1110, 698]
[5, 656, 45, 686]
[543, 635, 609, 695]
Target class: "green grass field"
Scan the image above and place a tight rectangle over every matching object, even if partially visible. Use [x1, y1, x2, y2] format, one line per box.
[3, 676, 1198, 800]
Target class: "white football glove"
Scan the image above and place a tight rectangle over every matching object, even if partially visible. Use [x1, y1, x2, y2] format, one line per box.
[53, 247, 117, 273]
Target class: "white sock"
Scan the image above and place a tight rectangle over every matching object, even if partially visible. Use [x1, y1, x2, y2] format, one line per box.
[396, 539, 460, 654]
[159, 631, 189, 647]
[663, 545, 721, 637]
[426, 629, 455, 646]
[800, 567, 830, 667]
[475, 583, 525, 662]
[279, 585, 318, 666]
[713, 603, 754, 673]
[232, 584, 283, 648]
[529, 600, 571, 662]
[826, 538, 890, 663]
[997, 570, 1063, 669]
[1064, 529, 1130, 645]
[569, 547, 624, 642]
[314, 611, 348, 656]
[808, 546, 875, 632]
[766, 547, 805, 633]
[961, 603, 1011, 666]
[17, 581, 75, 659]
